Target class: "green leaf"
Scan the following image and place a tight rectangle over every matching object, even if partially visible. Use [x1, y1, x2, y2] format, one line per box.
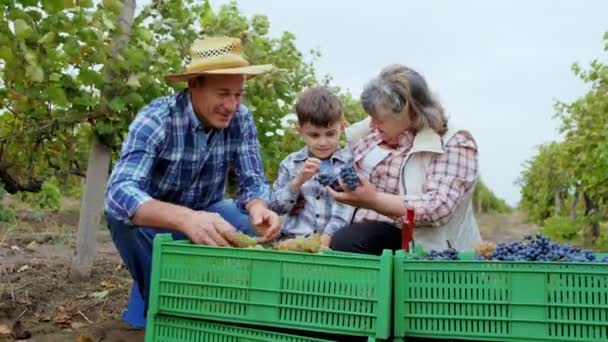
[73, 93, 96, 107]
[63, 38, 80, 57]
[126, 74, 141, 88]
[14, 19, 33, 40]
[102, 0, 122, 15]
[21, 43, 37, 64]
[200, 0, 216, 27]
[109, 96, 126, 112]
[78, 69, 102, 86]
[18, 0, 37, 6]
[25, 9, 43, 22]
[25, 64, 44, 82]
[75, 0, 94, 7]
[49, 73, 62, 82]
[101, 15, 116, 30]
[47, 85, 68, 106]
[96, 121, 113, 135]
[0, 46, 13, 63]
[43, 0, 66, 12]
[123, 92, 144, 107]
[137, 28, 153, 43]
[39, 32, 56, 45]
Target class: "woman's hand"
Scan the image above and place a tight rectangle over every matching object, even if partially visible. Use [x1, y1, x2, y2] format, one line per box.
[326, 177, 378, 210]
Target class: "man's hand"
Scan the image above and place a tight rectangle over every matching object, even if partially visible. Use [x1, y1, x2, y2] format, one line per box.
[250, 207, 281, 243]
[180, 210, 239, 246]
[291, 158, 321, 192]
[320, 233, 332, 250]
[247, 199, 281, 243]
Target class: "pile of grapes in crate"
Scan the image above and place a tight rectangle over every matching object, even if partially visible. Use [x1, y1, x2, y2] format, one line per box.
[418, 234, 608, 262]
[234, 232, 323, 253]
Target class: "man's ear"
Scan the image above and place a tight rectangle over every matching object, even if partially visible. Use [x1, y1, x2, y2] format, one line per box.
[295, 124, 302, 134]
[188, 76, 205, 89]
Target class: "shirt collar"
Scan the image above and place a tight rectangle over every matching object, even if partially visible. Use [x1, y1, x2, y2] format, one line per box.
[330, 147, 349, 163]
[292, 146, 349, 164]
[183, 90, 217, 135]
[369, 129, 414, 148]
[292, 147, 310, 162]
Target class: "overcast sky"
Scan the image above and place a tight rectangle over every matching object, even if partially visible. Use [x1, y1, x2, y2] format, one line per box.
[212, 0, 607, 205]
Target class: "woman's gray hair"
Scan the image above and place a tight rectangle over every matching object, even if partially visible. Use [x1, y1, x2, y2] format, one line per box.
[360, 64, 448, 135]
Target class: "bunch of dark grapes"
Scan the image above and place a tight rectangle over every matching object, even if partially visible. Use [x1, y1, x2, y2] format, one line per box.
[488, 234, 599, 262]
[317, 164, 360, 192]
[339, 165, 360, 191]
[317, 173, 341, 191]
[427, 248, 459, 260]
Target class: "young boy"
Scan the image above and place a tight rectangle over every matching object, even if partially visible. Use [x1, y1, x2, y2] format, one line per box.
[270, 86, 354, 249]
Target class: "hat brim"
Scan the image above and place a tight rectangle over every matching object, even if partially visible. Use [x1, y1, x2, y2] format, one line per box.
[165, 64, 273, 82]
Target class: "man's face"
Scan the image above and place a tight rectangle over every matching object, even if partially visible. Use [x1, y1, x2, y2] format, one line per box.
[297, 121, 344, 160]
[189, 74, 245, 129]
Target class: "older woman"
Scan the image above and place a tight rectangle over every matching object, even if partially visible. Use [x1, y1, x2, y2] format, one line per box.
[327, 64, 481, 254]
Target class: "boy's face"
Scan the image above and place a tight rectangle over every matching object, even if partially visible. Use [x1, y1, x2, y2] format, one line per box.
[297, 121, 344, 160]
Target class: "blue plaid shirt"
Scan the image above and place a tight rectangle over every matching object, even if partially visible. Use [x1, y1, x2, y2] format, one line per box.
[270, 147, 354, 236]
[105, 90, 270, 224]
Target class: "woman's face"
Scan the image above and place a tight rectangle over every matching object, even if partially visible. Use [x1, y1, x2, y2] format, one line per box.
[369, 106, 411, 145]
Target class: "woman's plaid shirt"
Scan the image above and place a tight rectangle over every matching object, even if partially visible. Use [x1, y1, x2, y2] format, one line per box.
[352, 129, 478, 227]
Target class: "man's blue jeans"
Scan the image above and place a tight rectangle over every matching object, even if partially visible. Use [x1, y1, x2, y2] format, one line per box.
[106, 199, 255, 328]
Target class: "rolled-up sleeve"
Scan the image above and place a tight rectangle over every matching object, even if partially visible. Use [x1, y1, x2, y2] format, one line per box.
[269, 159, 299, 214]
[104, 114, 166, 224]
[403, 131, 478, 227]
[234, 109, 271, 209]
[324, 201, 355, 236]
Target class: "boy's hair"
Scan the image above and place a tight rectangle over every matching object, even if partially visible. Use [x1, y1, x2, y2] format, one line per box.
[295, 86, 343, 127]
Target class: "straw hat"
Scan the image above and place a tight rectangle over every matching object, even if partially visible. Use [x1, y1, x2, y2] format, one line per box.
[165, 36, 273, 82]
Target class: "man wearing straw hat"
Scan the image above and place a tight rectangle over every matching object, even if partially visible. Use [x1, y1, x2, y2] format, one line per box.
[104, 36, 280, 325]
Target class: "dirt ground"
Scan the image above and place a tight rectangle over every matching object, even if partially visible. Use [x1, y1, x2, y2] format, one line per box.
[0, 199, 538, 342]
[0, 202, 144, 342]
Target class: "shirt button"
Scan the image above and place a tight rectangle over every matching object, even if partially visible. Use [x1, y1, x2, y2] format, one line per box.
[315, 214, 320, 218]
[316, 195, 321, 200]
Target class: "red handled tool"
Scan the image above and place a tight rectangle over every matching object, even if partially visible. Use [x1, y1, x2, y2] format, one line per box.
[401, 208, 415, 251]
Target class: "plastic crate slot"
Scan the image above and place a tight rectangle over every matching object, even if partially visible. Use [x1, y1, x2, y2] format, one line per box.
[148, 314, 336, 342]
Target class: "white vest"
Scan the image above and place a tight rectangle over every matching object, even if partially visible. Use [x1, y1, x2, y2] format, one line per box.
[346, 117, 481, 251]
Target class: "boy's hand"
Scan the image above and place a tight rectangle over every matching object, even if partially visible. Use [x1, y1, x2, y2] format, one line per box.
[291, 158, 321, 191]
[320, 234, 332, 250]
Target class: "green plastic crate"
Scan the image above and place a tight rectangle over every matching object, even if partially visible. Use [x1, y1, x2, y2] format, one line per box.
[148, 234, 392, 340]
[393, 250, 608, 342]
[145, 314, 336, 342]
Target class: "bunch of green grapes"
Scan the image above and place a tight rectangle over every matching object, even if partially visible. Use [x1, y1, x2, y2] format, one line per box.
[274, 234, 321, 253]
[473, 241, 496, 260]
[234, 232, 258, 248]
